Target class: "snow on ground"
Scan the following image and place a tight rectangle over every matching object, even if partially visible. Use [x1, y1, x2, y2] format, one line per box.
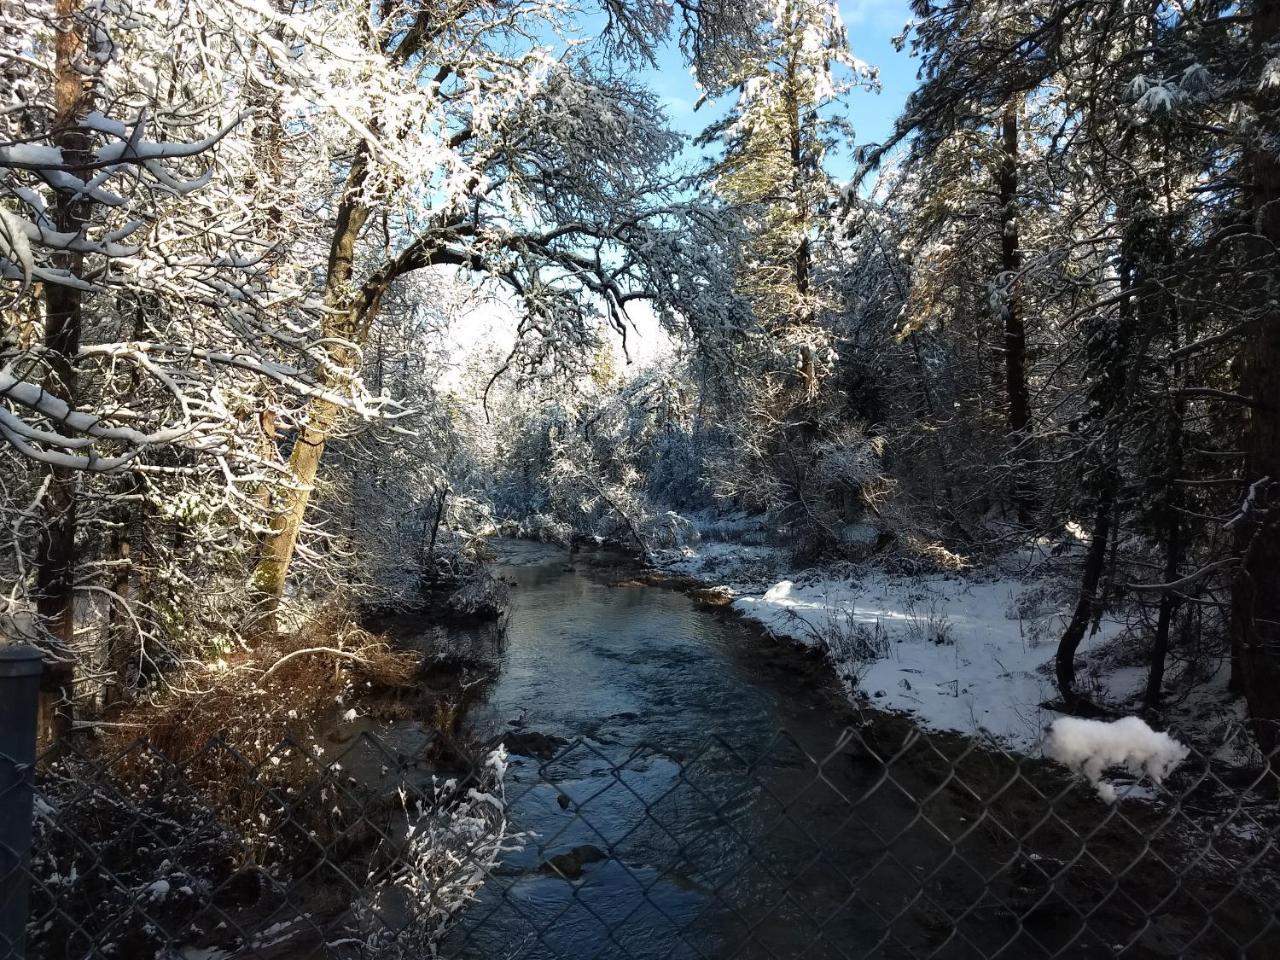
[1043, 716, 1189, 802]
[655, 516, 1244, 768]
[656, 525, 1138, 753]
[728, 568, 1128, 752]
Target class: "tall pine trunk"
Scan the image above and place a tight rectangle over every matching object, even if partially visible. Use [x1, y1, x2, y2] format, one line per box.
[784, 43, 816, 394]
[997, 103, 1034, 521]
[1231, 0, 1280, 745]
[1056, 230, 1139, 712]
[1144, 393, 1184, 711]
[998, 103, 1031, 437]
[1146, 214, 1186, 712]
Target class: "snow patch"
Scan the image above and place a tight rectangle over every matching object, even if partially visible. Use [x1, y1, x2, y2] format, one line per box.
[731, 570, 1096, 748]
[1043, 716, 1189, 803]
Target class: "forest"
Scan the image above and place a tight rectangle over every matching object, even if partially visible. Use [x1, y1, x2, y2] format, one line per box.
[3, 0, 1280, 786]
[9, 0, 1280, 956]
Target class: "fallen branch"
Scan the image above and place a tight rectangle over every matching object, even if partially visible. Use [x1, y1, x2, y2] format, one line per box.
[259, 646, 368, 682]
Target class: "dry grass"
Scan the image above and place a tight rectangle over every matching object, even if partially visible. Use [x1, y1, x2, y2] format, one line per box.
[28, 608, 474, 958]
[118, 606, 418, 756]
[97, 605, 423, 857]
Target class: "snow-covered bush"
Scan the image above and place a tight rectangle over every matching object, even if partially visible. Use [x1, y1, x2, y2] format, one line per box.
[824, 615, 892, 685]
[782, 597, 893, 688]
[513, 513, 576, 546]
[446, 570, 511, 621]
[358, 749, 515, 956]
[641, 511, 703, 551]
[1043, 716, 1190, 803]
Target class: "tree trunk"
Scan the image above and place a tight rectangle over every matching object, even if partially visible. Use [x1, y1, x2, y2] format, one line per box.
[998, 104, 1030, 436]
[784, 39, 816, 394]
[1231, 0, 1280, 745]
[251, 147, 373, 617]
[105, 499, 133, 706]
[423, 488, 449, 586]
[248, 11, 467, 613]
[36, 0, 91, 746]
[1143, 238, 1186, 711]
[1056, 467, 1115, 713]
[997, 102, 1034, 519]
[1144, 400, 1184, 711]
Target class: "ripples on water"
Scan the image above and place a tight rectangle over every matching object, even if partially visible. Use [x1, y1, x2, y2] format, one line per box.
[419, 541, 994, 959]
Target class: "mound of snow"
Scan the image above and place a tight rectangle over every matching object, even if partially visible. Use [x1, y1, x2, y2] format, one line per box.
[1043, 716, 1189, 803]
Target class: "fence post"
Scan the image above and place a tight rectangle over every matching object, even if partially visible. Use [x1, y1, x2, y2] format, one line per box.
[0, 646, 42, 960]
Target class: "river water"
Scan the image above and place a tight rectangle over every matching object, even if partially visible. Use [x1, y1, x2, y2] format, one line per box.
[424, 540, 988, 960]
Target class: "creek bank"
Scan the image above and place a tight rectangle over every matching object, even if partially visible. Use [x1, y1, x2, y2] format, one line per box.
[31, 602, 511, 960]
[439, 539, 1280, 958]
[361, 567, 511, 631]
[636, 541, 1280, 947]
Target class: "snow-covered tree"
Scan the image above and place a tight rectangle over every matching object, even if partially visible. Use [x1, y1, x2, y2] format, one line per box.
[238, 0, 750, 609]
[700, 0, 875, 388]
[0, 0, 398, 728]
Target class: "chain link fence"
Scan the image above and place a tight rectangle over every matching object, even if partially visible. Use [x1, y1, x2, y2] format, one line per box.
[2, 648, 1278, 960]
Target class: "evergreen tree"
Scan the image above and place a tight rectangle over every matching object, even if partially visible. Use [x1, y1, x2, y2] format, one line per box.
[700, 0, 875, 391]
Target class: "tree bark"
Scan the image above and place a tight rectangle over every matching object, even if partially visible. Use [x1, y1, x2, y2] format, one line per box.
[1144, 396, 1184, 711]
[998, 104, 1030, 435]
[1144, 217, 1186, 712]
[784, 31, 816, 394]
[1231, 0, 1280, 746]
[997, 102, 1034, 519]
[423, 487, 449, 586]
[1056, 469, 1115, 713]
[36, 0, 91, 745]
[251, 146, 373, 616]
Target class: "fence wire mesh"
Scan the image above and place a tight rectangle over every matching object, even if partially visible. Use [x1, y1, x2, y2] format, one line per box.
[3, 722, 1279, 960]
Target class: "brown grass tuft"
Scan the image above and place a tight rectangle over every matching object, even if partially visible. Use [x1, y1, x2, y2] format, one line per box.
[98, 604, 422, 857]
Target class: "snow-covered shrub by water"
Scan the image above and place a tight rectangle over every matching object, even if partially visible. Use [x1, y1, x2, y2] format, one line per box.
[447, 570, 511, 620]
[641, 510, 702, 551]
[1043, 717, 1190, 803]
[514, 513, 576, 546]
[358, 748, 515, 956]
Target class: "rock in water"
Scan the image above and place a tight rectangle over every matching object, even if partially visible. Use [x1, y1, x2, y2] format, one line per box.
[501, 729, 570, 760]
[539, 844, 608, 880]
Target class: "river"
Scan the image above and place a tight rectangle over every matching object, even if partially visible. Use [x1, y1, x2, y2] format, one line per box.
[413, 540, 995, 960]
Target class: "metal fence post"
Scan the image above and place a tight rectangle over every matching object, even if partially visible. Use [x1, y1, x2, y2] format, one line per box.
[0, 646, 42, 960]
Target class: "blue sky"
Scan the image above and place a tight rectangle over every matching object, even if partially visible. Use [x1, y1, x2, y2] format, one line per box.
[636, 0, 917, 181]
[447, 1, 920, 367]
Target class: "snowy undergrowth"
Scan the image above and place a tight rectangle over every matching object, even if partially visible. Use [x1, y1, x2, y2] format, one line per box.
[661, 532, 1238, 755]
[358, 747, 515, 957]
[658, 539, 786, 588]
[654, 511, 787, 588]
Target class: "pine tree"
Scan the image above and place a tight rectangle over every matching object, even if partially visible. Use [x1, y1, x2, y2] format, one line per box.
[700, 0, 874, 390]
